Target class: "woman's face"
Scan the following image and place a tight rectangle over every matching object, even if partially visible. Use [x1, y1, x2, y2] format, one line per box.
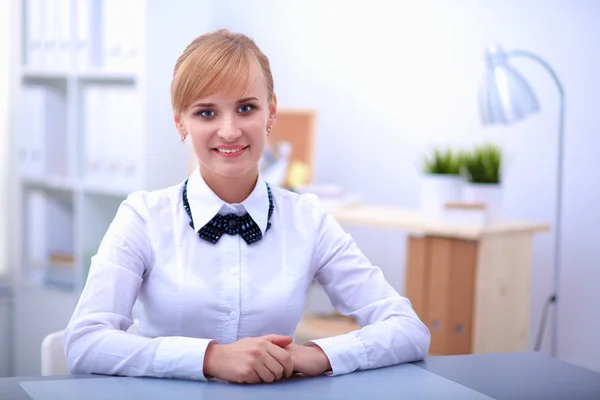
[176, 69, 276, 183]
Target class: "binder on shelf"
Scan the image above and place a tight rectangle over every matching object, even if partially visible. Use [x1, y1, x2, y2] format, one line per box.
[42, 0, 58, 69]
[83, 84, 142, 191]
[18, 84, 67, 178]
[31, 0, 72, 70]
[18, 86, 46, 177]
[45, 87, 68, 177]
[83, 84, 104, 184]
[25, 0, 45, 67]
[84, 85, 109, 187]
[26, 188, 76, 290]
[122, 0, 144, 71]
[44, 269, 76, 291]
[102, 0, 125, 71]
[88, 0, 104, 68]
[27, 190, 48, 286]
[105, 87, 123, 176]
[107, 86, 142, 190]
[75, 0, 91, 70]
[44, 252, 76, 291]
[102, 0, 143, 72]
[45, 192, 74, 258]
[120, 86, 143, 179]
[25, 190, 76, 291]
[55, 0, 71, 69]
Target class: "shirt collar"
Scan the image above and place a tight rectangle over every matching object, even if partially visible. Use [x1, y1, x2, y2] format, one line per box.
[186, 168, 270, 235]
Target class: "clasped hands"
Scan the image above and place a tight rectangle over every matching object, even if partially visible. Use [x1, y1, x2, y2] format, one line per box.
[203, 334, 331, 384]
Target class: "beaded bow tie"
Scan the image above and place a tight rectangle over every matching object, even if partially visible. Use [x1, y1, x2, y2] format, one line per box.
[182, 179, 274, 245]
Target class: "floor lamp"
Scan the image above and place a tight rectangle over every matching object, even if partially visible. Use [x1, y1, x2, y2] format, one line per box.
[478, 44, 565, 356]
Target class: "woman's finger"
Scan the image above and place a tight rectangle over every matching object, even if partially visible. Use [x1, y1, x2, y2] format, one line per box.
[254, 362, 276, 383]
[267, 343, 294, 378]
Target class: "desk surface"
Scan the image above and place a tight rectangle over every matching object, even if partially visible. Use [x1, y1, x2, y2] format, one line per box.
[2, 352, 599, 400]
[326, 204, 549, 239]
[416, 352, 600, 400]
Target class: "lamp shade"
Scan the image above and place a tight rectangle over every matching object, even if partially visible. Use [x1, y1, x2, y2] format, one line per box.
[479, 44, 540, 125]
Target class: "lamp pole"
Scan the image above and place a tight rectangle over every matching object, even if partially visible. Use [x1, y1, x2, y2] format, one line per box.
[503, 50, 565, 357]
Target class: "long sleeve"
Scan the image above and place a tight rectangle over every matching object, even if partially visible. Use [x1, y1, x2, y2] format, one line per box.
[63, 193, 214, 380]
[306, 202, 431, 376]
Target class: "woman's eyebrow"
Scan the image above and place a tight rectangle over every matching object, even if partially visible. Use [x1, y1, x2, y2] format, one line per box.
[191, 97, 259, 109]
[191, 102, 214, 109]
[237, 97, 259, 104]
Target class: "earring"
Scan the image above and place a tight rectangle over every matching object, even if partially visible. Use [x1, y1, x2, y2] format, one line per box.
[266, 126, 272, 136]
[180, 131, 187, 143]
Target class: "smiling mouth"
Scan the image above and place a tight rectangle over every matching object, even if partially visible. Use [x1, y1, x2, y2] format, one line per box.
[214, 146, 248, 154]
[212, 146, 249, 157]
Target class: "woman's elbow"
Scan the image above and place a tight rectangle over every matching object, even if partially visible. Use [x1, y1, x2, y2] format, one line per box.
[402, 317, 431, 362]
[63, 325, 95, 374]
[65, 356, 86, 375]
[414, 322, 431, 360]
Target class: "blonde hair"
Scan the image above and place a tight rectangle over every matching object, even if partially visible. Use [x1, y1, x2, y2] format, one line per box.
[171, 29, 274, 114]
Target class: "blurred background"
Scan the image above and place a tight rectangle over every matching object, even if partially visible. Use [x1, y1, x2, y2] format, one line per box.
[1, 0, 599, 378]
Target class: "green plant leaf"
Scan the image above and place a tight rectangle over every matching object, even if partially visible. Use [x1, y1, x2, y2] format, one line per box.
[462, 144, 502, 184]
[422, 147, 464, 175]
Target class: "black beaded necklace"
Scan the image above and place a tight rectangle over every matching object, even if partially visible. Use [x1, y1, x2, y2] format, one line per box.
[182, 179, 274, 245]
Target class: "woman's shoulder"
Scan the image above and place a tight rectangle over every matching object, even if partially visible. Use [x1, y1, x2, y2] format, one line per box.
[121, 181, 184, 216]
[270, 185, 325, 218]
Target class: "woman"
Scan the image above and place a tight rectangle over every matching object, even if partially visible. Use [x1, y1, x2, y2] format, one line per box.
[63, 29, 430, 384]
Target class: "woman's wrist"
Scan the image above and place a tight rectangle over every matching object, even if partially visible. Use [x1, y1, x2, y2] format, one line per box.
[304, 343, 332, 374]
[203, 341, 219, 378]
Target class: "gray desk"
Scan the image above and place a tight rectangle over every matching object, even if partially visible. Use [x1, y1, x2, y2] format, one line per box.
[1, 352, 599, 400]
[415, 352, 600, 400]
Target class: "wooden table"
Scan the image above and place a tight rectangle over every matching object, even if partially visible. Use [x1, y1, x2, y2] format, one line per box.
[297, 203, 549, 356]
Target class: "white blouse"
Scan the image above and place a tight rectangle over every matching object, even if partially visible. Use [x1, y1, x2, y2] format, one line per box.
[63, 168, 430, 381]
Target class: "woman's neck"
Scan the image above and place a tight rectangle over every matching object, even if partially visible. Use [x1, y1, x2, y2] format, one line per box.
[200, 167, 258, 204]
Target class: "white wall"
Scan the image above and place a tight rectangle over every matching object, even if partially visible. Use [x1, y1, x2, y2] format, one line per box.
[209, 0, 600, 371]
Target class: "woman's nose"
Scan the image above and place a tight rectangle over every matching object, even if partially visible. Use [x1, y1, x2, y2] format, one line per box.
[218, 118, 242, 142]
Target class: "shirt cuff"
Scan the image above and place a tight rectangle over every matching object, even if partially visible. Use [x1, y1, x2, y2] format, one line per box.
[153, 336, 216, 380]
[305, 333, 368, 376]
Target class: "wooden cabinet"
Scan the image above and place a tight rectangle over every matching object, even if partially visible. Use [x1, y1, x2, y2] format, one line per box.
[406, 232, 539, 355]
[406, 236, 478, 355]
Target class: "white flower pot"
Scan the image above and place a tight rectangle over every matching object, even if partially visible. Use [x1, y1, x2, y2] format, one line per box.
[420, 174, 463, 219]
[463, 183, 503, 223]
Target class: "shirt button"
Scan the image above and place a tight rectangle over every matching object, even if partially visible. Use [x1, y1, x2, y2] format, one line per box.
[230, 268, 238, 275]
[230, 311, 238, 320]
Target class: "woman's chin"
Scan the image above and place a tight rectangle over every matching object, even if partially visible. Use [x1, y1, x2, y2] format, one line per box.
[214, 165, 258, 180]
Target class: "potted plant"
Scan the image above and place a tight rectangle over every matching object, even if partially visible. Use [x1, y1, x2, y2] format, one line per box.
[420, 147, 465, 219]
[461, 143, 503, 222]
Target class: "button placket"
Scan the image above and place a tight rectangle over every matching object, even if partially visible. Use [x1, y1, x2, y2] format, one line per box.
[223, 238, 242, 343]
[228, 259, 240, 325]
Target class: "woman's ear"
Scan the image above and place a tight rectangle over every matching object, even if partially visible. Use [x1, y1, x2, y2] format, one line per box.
[174, 113, 184, 131]
[174, 113, 189, 139]
[268, 93, 278, 128]
[174, 113, 189, 142]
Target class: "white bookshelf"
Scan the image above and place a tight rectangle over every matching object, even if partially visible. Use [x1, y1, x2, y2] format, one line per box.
[10, 0, 212, 375]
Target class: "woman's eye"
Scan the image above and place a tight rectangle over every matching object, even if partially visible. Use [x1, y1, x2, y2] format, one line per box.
[197, 110, 215, 118]
[238, 104, 254, 113]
